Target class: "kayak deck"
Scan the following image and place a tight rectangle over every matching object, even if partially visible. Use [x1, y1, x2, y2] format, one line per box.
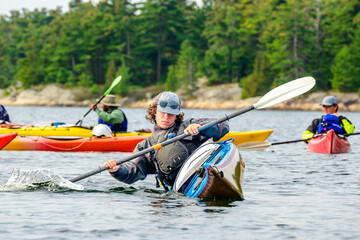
[0, 124, 273, 143]
[173, 140, 245, 199]
[308, 129, 351, 154]
[0, 124, 150, 138]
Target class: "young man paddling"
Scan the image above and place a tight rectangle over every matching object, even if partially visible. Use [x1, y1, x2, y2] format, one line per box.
[302, 96, 355, 140]
[104, 91, 229, 189]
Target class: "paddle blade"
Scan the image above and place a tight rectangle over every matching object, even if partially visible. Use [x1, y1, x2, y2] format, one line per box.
[254, 76, 315, 109]
[104, 75, 122, 96]
[237, 141, 271, 151]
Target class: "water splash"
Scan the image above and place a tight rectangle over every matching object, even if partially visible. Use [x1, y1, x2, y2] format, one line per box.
[0, 168, 84, 191]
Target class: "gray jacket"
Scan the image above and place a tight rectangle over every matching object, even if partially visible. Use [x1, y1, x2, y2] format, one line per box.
[110, 118, 229, 187]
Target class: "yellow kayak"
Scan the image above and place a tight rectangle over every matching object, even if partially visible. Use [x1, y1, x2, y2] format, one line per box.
[0, 123, 272, 148]
[0, 125, 90, 137]
[2, 130, 273, 152]
[223, 130, 273, 146]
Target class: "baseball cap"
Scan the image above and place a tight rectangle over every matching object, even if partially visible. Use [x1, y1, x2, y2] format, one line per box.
[155, 91, 181, 115]
[321, 96, 337, 106]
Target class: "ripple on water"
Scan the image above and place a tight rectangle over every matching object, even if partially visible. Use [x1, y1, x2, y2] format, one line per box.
[1, 168, 84, 191]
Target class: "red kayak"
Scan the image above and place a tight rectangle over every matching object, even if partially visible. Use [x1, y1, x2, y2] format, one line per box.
[0, 133, 18, 149]
[2, 135, 148, 152]
[308, 129, 351, 154]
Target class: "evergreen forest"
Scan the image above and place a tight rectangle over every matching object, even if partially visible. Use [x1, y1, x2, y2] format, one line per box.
[0, 0, 359, 98]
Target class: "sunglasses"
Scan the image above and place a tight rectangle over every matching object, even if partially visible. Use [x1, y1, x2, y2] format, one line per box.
[159, 101, 179, 110]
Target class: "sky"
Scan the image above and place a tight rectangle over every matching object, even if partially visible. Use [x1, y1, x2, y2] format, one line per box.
[0, 0, 202, 16]
[0, 0, 99, 16]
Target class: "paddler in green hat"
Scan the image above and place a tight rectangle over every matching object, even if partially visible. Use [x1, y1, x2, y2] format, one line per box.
[91, 94, 128, 133]
[104, 91, 229, 190]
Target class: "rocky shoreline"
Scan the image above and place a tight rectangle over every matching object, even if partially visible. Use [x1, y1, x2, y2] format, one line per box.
[1, 83, 359, 112]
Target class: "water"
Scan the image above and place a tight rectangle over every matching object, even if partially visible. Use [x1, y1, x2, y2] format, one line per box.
[1, 106, 360, 239]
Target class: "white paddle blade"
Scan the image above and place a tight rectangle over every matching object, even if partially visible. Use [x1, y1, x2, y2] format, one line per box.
[254, 76, 316, 109]
[237, 141, 271, 151]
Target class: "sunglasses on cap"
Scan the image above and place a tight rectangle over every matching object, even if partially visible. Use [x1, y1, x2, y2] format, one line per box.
[158, 101, 179, 110]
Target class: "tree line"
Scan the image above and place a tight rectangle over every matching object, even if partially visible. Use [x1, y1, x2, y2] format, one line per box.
[0, 0, 359, 98]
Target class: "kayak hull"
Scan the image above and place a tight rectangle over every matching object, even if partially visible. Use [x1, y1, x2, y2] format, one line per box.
[0, 124, 273, 147]
[2, 135, 149, 152]
[0, 133, 18, 149]
[308, 129, 351, 154]
[0, 122, 273, 152]
[173, 140, 245, 200]
[0, 123, 272, 140]
[0, 124, 150, 138]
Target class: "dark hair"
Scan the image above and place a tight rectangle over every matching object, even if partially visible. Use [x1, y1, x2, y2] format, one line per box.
[146, 102, 184, 125]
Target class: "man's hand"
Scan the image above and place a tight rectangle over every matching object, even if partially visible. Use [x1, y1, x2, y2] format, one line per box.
[184, 123, 201, 135]
[104, 159, 120, 173]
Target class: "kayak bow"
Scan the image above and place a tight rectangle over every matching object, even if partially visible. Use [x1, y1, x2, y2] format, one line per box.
[307, 129, 351, 154]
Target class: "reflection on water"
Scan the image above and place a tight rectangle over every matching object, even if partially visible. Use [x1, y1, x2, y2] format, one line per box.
[199, 198, 239, 208]
[109, 186, 140, 194]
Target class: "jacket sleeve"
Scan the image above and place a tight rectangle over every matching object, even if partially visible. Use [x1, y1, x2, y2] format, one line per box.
[95, 108, 124, 124]
[190, 118, 230, 141]
[109, 137, 156, 184]
[306, 118, 321, 134]
[341, 117, 355, 134]
[302, 118, 321, 140]
[302, 130, 314, 140]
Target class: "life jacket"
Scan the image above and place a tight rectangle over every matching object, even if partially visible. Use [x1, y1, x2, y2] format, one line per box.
[0, 105, 10, 122]
[97, 108, 128, 132]
[317, 114, 344, 134]
[154, 123, 204, 187]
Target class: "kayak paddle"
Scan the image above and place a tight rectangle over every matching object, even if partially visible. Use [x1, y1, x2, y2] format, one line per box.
[238, 132, 360, 151]
[237, 139, 309, 151]
[75, 75, 122, 126]
[69, 76, 316, 183]
[340, 132, 360, 137]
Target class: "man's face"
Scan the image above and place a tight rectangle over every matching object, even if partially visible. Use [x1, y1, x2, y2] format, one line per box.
[322, 105, 337, 115]
[155, 110, 177, 129]
[102, 104, 110, 111]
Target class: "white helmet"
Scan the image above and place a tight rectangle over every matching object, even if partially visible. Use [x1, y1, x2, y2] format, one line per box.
[92, 124, 112, 138]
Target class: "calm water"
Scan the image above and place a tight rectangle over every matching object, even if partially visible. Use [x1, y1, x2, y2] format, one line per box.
[1, 106, 360, 240]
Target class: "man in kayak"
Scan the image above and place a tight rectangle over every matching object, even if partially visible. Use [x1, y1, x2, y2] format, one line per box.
[103, 91, 229, 190]
[0, 105, 32, 128]
[302, 96, 355, 140]
[91, 94, 128, 133]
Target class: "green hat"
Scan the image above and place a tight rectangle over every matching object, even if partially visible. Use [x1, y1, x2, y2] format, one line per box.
[98, 95, 121, 107]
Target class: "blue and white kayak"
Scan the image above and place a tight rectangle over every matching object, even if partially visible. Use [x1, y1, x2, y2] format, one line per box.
[173, 139, 245, 200]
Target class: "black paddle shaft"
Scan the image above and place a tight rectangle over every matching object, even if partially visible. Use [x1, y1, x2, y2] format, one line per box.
[75, 95, 106, 126]
[342, 132, 360, 137]
[271, 132, 360, 146]
[271, 138, 308, 145]
[69, 105, 255, 183]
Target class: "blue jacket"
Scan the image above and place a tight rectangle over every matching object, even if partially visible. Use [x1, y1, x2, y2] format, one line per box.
[96, 107, 128, 132]
[317, 114, 343, 134]
[0, 105, 10, 122]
